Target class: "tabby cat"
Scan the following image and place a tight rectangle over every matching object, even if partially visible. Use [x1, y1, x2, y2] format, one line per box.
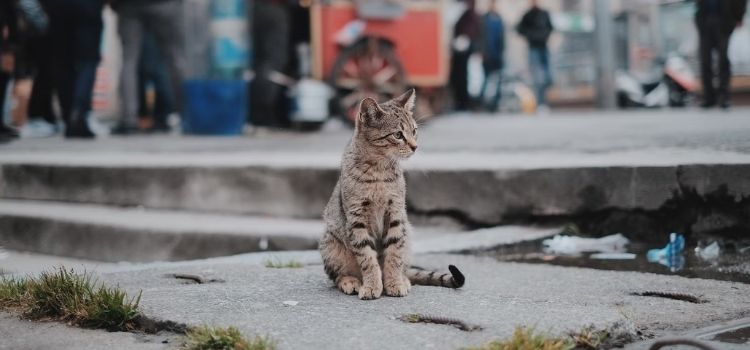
[319, 89, 465, 300]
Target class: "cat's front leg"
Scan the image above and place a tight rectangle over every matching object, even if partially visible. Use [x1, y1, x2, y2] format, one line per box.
[349, 222, 383, 300]
[382, 217, 411, 297]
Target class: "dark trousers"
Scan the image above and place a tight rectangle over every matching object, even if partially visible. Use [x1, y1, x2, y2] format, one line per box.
[698, 17, 733, 104]
[137, 32, 173, 125]
[50, 1, 104, 123]
[479, 65, 502, 111]
[450, 49, 472, 111]
[251, 0, 290, 127]
[0, 72, 10, 118]
[27, 34, 57, 124]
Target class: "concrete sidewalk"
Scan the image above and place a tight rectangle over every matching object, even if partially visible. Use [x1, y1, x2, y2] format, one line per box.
[88, 252, 750, 349]
[2, 108, 749, 158]
[4, 250, 750, 349]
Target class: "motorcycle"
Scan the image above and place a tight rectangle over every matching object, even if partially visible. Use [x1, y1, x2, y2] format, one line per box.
[616, 53, 699, 108]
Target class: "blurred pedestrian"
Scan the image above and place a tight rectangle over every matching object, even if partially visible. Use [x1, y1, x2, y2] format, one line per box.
[24, 0, 59, 138]
[39, 0, 104, 138]
[478, 0, 505, 112]
[137, 31, 173, 133]
[450, 0, 480, 111]
[111, 0, 186, 135]
[1, 0, 49, 141]
[1, 0, 21, 141]
[695, 0, 747, 109]
[517, 0, 553, 112]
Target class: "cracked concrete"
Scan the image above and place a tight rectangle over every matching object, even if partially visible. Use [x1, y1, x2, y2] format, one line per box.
[82, 252, 750, 350]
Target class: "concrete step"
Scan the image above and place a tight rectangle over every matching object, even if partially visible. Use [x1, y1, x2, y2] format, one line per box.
[0, 199, 556, 264]
[0, 199, 322, 262]
[2, 153, 749, 234]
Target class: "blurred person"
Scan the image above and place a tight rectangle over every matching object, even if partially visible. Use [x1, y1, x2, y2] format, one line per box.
[251, 0, 290, 128]
[24, 27, 58, 137]
[1, 0, 21, 141]
[24, 0, 60, 138]
[450, 0, 480, 111]
[29, 0, 105, 138]
[1, 0, 48, 140]
[517, 0, 553, 111]
[477, 0, 505, 112]
[111, 0, 186, 135]
[695, 0, 747, 109]
[137, 32, 173, 133]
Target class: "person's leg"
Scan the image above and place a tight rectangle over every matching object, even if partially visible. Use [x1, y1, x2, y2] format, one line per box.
[478, 64, 490, 110]
[0, 72, 10, 121]
[698, 23, 717, 106]
[0, 72, 18, 139]
[144, 34, 174, 128]
[28, 37, 57, 125]
[491, 69, 502, 112]
[453, 51, 471, 110]
[541, 47, 552, 99]
[137, 31, 174, 129]
[72, 27, 102, 118]
[716, 27, 733, 108]
[528, 47, 546, 106]
[115, 4, 144, 132]
[50, 15, 76, 125]
[145, 0, 185, 117]
[137, 58, 149, 121]
[66, 4, 103, 138]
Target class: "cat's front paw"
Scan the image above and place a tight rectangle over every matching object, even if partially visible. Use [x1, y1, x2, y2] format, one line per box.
[385, 275, 411, 297]
[358, 282, 383, 300]
[337, 276, 361, 295]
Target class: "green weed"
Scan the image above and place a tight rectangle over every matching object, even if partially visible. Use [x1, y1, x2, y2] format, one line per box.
[0, 267, 141, 331]
[183, 325, 276, 350]
[468, 326, 574, 350]
[264, 259, 303, 269]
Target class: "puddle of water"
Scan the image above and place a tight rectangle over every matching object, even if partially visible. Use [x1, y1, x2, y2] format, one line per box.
[490, 237, 750, 284]
[709, 326, 750, 344]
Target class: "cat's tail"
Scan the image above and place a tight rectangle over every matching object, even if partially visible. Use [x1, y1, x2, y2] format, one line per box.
[406, 265, 465, 288]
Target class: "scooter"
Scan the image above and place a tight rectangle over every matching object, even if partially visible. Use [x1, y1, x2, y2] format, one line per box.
[616, 53, 699, 108]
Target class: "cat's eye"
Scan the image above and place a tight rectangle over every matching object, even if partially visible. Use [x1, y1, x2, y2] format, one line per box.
[412, 129, 417, 136]
[394, 131, 404, 139]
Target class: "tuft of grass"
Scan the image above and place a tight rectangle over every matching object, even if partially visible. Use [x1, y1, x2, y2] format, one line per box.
[568, 326, 608, 349]
[0, 277, 28, 307]
[183, 325, 276, 350]
[264, 258, 303, 269]
[468, 326, 574, 350]
[402, 313, 421, 323]
[83, 285, 141, 330]
[0, 267, 141, 331]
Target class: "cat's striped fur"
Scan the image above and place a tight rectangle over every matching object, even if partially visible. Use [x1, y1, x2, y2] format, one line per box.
[319, 89, 465, 300]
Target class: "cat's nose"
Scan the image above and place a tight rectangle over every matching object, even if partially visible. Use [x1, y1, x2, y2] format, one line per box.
[409, 144, 418, 151]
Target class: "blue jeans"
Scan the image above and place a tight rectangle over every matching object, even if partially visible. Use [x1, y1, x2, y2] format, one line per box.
[528, 46, 552, 105]
[72, 61, 99, 117]
[479, 67, 502, 111]
[138, 32, 174, 124]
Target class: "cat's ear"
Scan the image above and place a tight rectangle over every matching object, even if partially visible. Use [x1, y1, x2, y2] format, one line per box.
[393, 88, 416, 111]
[358, 97, 384, 126]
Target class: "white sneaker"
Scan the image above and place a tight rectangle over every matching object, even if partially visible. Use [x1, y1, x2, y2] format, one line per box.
[20, 119, 58, 138]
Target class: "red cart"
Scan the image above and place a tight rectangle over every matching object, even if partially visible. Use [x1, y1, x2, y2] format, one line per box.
[310, 0, 448, 123]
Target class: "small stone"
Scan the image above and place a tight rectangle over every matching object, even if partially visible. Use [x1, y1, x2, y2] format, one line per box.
[283, 300, 299, 306]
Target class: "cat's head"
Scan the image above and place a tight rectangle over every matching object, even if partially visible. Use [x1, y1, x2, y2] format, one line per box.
[356, 89, 418, 159]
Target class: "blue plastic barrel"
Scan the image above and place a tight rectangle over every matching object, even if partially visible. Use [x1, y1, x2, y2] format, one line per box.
[182, 79, 247, 135]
